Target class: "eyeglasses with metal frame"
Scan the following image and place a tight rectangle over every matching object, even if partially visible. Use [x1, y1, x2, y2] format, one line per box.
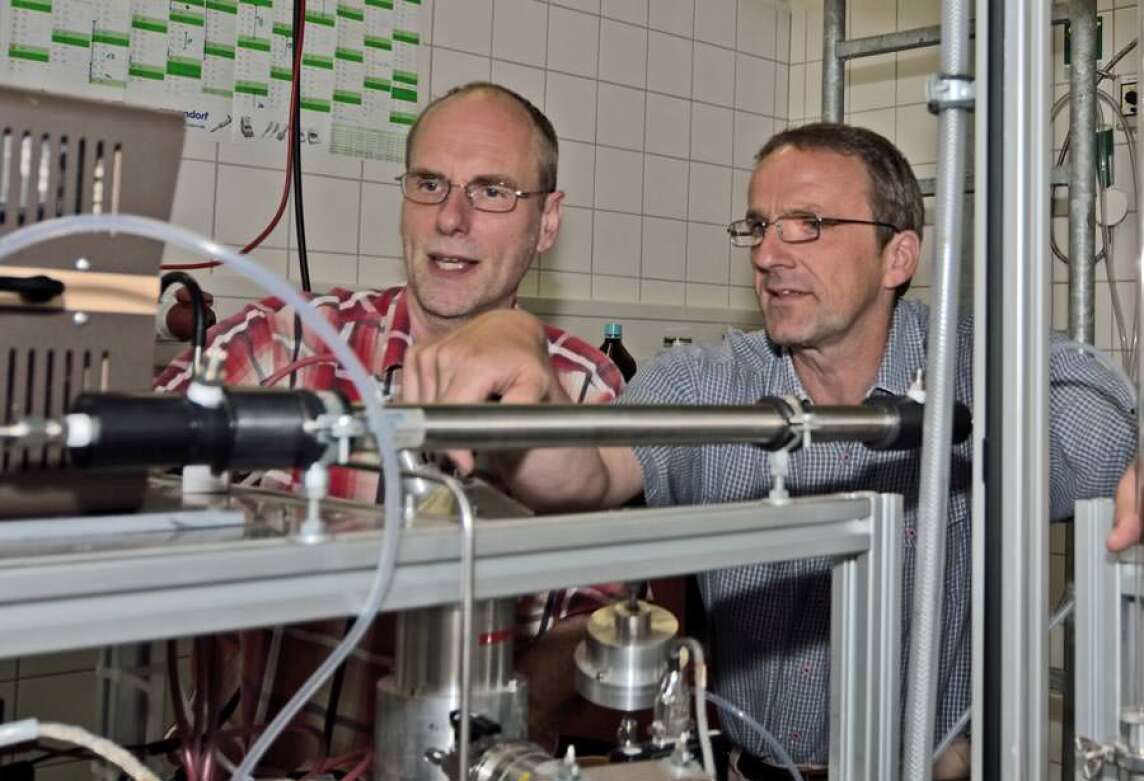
[396, 172, 554, 213]
[726, 214, 902, 247]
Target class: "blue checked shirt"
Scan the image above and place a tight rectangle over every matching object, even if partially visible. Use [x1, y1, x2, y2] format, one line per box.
[618, 299, 1136, 765]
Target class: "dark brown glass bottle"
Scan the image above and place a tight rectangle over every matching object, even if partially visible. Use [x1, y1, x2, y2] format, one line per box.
[600, 322, 637, 382]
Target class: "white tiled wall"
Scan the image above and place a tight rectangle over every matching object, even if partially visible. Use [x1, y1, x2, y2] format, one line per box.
[167, 0, 792, 334]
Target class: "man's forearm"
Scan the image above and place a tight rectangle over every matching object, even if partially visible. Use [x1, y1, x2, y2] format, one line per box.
[496, 446, 642, 513]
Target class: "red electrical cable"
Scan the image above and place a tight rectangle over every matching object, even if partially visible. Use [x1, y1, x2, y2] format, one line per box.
[161, 1, 307, 271]
[259, 353, 337, 387]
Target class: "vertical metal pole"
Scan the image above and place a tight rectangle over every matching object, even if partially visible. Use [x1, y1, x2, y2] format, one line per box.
[899, 0, 973, 772]
[1068, 0, 1097, 344]
[822, 0, 846, 123]
[997, 0, 1053, 774]
[1074, 499, 1120, 779]
[830, 493, 903, 780]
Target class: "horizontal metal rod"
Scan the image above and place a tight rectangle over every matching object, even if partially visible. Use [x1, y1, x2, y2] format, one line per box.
[836, 4, 1067, 61]
[374, 402, 905, 451]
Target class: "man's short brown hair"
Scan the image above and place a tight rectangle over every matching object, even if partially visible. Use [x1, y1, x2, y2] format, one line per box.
[404, 82, 559, 193]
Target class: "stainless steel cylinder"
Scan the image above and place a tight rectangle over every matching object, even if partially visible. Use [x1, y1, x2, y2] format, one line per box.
[574, 601, 678, 711]
[395, 599, 517, 695]
[376, 676, 528, 781]
[469, 740, 560, 781]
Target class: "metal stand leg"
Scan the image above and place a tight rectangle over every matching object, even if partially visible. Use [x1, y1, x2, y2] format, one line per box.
[829, 493, 903, 780]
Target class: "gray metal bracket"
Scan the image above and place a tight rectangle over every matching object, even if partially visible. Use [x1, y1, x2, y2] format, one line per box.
[927, 74, 977, 114]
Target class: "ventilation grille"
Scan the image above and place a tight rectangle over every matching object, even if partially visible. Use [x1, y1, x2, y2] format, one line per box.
[0, 129, 123, 229]
[1, 347, 111, 473]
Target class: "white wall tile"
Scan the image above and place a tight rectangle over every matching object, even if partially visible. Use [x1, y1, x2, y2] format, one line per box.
[737, 0, 777, 59]
[645, 93, 691, 157]
[729, 284, 757, 309]
[787, 62, 806, 119]
[551, 0, 601, 13]
[547, 6, 600, 78]
[358, 255, 408, 289]
[733, 112, 773, 170]
[731, 168, 752, 221]
[363, 157, 405, 184]
[559, 140, 597, 206]
[774, 63, 788, 118]
[775, 6, 791, 63]
[685, 281, 728, 307]
[492, 60, 547, 108]
[805, 59, 822, 120]
[218, 138, 287, 169]
[687, 219, 731, 283]
[848, 107, 896, 143]
[642, 216, 687, 279]
[303, 150, 364, 179]
[730, 244, 754, 286]
[435, 0, 493, 54]
[1112, 7, 1137, 77]
[641, 278, 685, 305]
[647, 31, 693, 98]
[849, 54, 896, 112]
[19, 649, 98, 677]
[895, 103, 937, 163]
[690, 103, 733, 165]
[360, 182, 404, 259]
[849, 0, 895, 38]
[603, 0, 648, 26]
[539, 269, 593, 298]
[182, 134, 218, 162]
[291, 250, 359, 288]
[430, 47, 492, 97]
[592, 273, 640, 301]
[214, 164, 291, 248]
[805, 2, 823, 61]
[594, 148, 644, 213]
[599, 19, 648, 88]
[493, 0, 549, 67]
[686, 158, 732, 219]
[735, 53, 776, 115]
[694, 0, 736, 49]
[546, 71, 598, 142]
[643, 154, 690, 218]
[593, 211, 643, 276]
[648, 0, 694, 37]
[296, 175, 361, 254]
[789, 7, 806, 63]
[897, 0, 939, 29]
[896, 48, 939, 105]
[518, 268, 540, 296]
[693, 42, 736, 107]
[598, 83, 647, 150]
[170, 159, 216, 236]
[545, 204, 593, 271]
[212, 246, 290, 298]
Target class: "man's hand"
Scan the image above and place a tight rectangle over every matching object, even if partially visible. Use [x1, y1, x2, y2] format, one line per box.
[1109, 463, 1142, 552]
[401, 310, 570, 474]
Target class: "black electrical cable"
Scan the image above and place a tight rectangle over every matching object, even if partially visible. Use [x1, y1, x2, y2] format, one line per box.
[292, 0, 312, 293]
[161, 271, 209, 358]
[322, 618, 355, 751]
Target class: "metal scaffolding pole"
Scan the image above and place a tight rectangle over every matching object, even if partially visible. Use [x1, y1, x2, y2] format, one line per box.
[822, 0, 845, 122]
[1069, 0, 1097, 344]
[899, 0, 974, 774]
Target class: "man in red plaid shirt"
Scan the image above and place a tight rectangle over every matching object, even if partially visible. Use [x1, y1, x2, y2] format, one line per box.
[156, 82, 625, 770]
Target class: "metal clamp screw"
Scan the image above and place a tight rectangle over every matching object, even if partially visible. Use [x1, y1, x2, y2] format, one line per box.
[74, 257, 91, 271]
[72, 311, 88, 326]
[926, 73, 976, 114]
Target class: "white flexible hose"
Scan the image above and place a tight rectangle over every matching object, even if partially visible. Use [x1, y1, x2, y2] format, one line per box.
[704, 692, 804, 781]
[0, 719, 161, 781]
[676, 637, 715, 778]
[0, 215, 404, 781]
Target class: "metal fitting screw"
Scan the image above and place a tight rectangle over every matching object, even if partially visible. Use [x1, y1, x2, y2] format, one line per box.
[73, 312, 89, 326]
[74, 257, 91, 271]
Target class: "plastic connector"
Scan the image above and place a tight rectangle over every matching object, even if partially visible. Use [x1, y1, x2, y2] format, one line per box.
[0, 719, 39, 749]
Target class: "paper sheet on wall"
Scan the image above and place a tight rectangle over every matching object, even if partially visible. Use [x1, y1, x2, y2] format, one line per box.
[1, 0, 422, 162]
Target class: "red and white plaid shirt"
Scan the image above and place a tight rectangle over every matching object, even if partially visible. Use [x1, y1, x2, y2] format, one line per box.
[155, 286, 625, 765]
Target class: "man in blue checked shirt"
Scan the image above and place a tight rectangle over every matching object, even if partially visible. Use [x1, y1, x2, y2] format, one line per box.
[400, 123, 1138, 781]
